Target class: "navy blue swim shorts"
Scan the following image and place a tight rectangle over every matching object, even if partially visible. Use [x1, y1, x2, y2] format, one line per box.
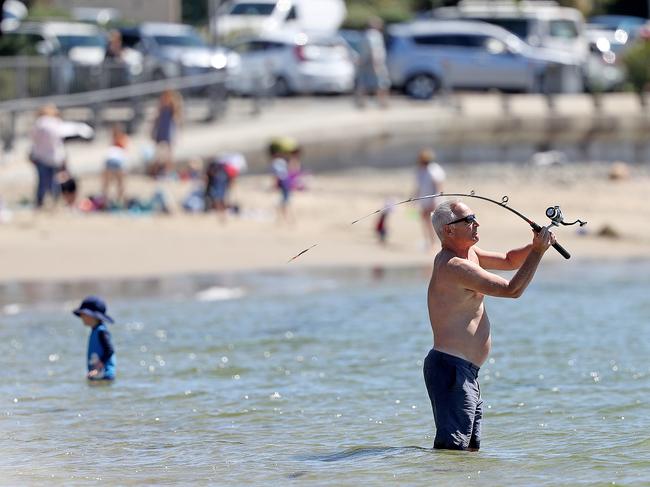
[423, 349, 483, 450]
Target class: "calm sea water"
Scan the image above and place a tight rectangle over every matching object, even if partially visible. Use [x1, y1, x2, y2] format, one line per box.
[1, 261, 649, 485]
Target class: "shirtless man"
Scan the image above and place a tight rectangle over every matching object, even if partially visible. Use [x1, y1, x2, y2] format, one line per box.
[424, 199, 556, 451]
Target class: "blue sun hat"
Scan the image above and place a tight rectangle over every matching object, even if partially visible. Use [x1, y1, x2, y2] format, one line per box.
[73, 296, 114, 324]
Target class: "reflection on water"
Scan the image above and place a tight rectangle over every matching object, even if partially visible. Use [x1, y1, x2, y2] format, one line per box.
[1, 262, 649, 485]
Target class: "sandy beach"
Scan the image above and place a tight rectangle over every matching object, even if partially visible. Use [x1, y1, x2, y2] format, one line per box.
[1, 160, 648, 285]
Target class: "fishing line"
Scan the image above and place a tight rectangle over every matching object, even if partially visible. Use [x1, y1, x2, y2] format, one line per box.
[289, 191, 587, 262]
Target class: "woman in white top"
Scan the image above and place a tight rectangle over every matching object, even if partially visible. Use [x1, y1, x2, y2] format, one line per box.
[29, 104, 93, 208]
[414, 148, 445, 248]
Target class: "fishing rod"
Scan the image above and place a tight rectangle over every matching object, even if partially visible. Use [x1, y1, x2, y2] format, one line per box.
[289, 191, 587, 262]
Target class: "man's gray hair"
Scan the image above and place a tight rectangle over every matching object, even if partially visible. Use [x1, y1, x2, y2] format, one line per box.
[431, 199, 460, 239]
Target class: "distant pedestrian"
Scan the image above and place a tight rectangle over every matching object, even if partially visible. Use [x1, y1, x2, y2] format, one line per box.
[375, 209, 389, 244]
[104, 30, 129, 87]
[355, 17, 390, 108]
[101, 123, 129, 206]
[149, 89, 183, 178]
[268, 137, 297, 222]
[105, 30, 125, 61]
[73, 296, 116, 382]
[414, 148, 446, 249]
[29, 104, 93, 208]
[287, 144, 307, 191]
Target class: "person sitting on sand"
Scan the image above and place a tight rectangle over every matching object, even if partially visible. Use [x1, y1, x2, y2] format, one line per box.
[423, 200, 555, 451]
[73, 296, 116, 381]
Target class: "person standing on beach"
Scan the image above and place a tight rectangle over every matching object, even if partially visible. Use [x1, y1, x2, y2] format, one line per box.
[73, 296, 116, 382]
[414, 148, 445, 249]
[423, 199, 555, 451]
[355, 17, 390, 108]
[150, 89, 183, 177]
[268, 137, 296, 222]
[29, 104, 93, 208]
[101, 123, 129, 206]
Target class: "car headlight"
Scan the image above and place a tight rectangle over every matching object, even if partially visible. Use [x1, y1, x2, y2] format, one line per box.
[211, 52, 227, 70]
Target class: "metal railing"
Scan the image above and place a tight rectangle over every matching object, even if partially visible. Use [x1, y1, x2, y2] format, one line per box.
[0, 56, 150, 100]
[0, 61, 229, 150]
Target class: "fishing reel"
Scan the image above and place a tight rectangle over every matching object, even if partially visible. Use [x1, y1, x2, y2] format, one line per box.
[545, 206, 587, 228]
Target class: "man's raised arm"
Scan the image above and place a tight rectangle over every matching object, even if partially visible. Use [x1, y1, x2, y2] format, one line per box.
[454, 228, 555, 297]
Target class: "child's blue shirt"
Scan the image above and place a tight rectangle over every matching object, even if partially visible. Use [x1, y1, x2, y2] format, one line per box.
[88, 322, 116, 380]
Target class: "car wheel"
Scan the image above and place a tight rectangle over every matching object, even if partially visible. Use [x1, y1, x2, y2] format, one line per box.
[272, 76, 292, 97]
[404, 74, 439, 100]
[152, 69, 166, 81]
[533, 71, 548, 94]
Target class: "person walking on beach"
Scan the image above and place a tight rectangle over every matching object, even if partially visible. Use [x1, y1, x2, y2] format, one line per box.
[355, 17, 390, 108]
[101, 123, 129, 206]
[73, 296, 116, 382]
[29, 104, 93, 208]
[414, 148, 445, 249]
[268, 137, 296, 222]
[149, 89, 182, 177]
[423, 199, 555, 451]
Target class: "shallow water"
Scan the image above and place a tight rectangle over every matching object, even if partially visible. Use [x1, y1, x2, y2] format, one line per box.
[1, 261, 649, 485]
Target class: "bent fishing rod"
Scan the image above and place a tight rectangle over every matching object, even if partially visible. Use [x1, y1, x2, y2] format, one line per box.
[289, 191, 587, 262]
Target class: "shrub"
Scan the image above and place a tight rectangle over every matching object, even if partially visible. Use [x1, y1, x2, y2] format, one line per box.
[622, 38, 650, 94]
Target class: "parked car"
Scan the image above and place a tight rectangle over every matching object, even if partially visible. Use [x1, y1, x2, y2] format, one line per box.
[584, 24, 628, 92]
[432, 1, 590, 67]
[118, 22, 232, 94]
[0, 29, 72, 98]
[226, 30, 355, 96]
[215, 0, 346, 40]
[386, 20, 584, 99]
[3, 21, 144, 92]
[588, 15, 647, 36]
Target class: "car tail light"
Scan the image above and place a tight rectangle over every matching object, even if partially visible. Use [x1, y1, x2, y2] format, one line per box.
[294, 45, 306, 62]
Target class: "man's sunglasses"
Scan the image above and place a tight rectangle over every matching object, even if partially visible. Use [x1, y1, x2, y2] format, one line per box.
[447, 214, 477, 225]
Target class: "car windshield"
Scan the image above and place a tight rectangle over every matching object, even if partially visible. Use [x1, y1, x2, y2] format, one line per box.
[56, 34, 106, 53]
[153, 33, 206, 48]
[230, 3, 276, 15]
[549, 20, 579, 39]
[474, 18, 530, 40]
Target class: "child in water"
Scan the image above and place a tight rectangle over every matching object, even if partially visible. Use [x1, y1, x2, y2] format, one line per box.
[73, 296, 116, 381]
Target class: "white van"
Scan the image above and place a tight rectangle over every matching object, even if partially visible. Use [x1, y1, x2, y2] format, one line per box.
[432, 0, 589, 66]
[215, 0, 346, 39]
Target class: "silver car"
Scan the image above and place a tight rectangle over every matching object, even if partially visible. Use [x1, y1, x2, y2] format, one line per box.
[387, 20, 583, 99]
[119, 22, 231, 86]
[226, 31, 355, 96]
[1, 21, 142, 95]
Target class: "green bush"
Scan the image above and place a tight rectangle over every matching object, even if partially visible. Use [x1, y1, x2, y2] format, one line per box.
[343, 0, 417, 29]
[622, 39, 650, 93]
[25, 3, 71, 20]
